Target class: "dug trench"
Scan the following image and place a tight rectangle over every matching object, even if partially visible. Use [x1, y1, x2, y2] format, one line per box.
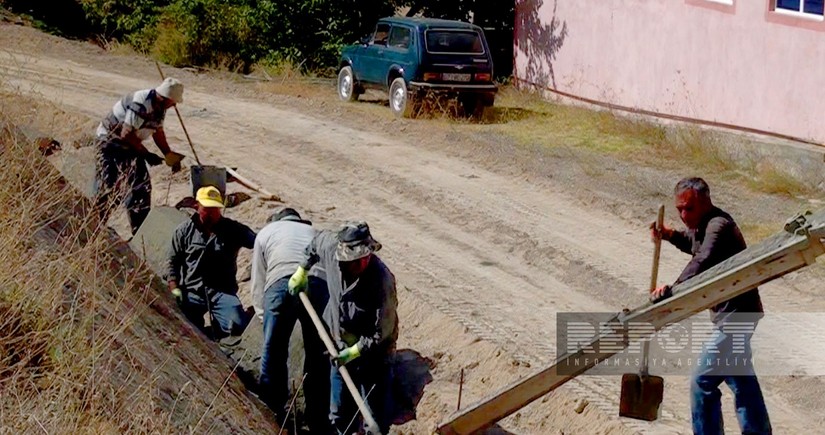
[2, 94, 635, 433]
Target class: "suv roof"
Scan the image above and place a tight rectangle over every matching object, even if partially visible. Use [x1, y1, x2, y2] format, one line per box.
[378, 16, 480, 31]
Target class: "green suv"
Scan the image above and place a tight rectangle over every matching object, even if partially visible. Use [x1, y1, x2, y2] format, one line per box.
[338, 17, 497, 118]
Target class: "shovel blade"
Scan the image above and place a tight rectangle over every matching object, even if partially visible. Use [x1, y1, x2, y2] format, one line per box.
[619, 373, 664, 421]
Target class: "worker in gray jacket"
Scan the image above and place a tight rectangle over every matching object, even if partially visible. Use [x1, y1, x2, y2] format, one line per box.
[250, 207, 329, 430]
[288, 221, 398, 434]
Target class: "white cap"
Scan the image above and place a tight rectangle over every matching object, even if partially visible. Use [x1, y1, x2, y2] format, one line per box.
[155, 77, 184, 104]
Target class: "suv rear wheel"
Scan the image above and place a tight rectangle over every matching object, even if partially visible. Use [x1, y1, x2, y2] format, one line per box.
[338, 66, 359, 102]
[389, 77, 417, 118]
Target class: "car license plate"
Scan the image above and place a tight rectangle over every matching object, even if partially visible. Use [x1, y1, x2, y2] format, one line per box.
[442, 73, 471, 82]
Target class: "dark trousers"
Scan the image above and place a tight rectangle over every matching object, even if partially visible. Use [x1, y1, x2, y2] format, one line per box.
[182, 290, 249, 338]
[93, 142, 151, 235]
[330, 352, 393, 434]
[260, 276, 331, 432]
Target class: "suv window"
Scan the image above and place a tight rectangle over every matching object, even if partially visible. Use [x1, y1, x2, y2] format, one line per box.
[388, 26, 412, 49]
[425, 30, 484, 54]
[372, 23, 391, 45]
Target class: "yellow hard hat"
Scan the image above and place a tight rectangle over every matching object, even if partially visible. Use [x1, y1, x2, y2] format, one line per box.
[196, 186, 225, 208]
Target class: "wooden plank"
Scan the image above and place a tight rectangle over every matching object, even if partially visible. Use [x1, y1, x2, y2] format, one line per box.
[436, 208, 825, 434]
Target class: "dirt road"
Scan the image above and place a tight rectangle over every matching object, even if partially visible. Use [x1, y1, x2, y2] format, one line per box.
[3, 24, 824, 433]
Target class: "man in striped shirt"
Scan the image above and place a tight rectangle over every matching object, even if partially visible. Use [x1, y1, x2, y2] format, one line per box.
[93, 77, 184, 235]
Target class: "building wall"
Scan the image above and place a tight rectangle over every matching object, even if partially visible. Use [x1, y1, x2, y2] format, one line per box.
[514, 0, 825, 144]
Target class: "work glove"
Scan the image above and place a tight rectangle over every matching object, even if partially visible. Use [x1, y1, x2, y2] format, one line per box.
[334, 344, 361, 366]
[164, 151, 185, 173]
[171, 287, 185, 308]
[287, 266, 309, 296]
[144, 152, 164, 167]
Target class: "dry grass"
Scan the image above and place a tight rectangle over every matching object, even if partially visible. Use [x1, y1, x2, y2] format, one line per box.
[0, 121, 174, 432]
[746, 161, 816, 198]
[739, 221, 779, 243]
[0, 86, 280, 433]
[99, 40, 138, 57]
[151, 21, 189, 67]
[491, 87, 819, 198]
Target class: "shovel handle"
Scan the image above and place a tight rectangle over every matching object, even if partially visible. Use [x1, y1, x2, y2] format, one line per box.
[154, 61, 202, 166]
[297, 292, 381, 434]
[650, 204, 665, 293]
[642, 204, 666, 375]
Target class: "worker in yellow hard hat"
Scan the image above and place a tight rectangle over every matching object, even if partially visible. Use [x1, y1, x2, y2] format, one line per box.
[166, 186, 257, 338]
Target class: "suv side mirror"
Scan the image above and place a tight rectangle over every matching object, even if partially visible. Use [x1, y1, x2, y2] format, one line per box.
[360, 35, 370, 45]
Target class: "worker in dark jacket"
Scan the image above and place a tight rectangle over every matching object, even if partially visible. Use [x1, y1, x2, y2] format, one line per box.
[288, 221, 398, 434]
[651, 177, 770, 435]
[167, 186, 256, 338]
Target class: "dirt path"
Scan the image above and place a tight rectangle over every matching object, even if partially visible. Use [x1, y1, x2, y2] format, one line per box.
[3, 25, 825, 433]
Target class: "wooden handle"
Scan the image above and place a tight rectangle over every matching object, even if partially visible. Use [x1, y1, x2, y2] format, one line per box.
[642, 204, 666, 372]
[650, 204, 665, 293]
[297, 292, 381, 434]
[225, 167, 281, 201]
[155, 61, 202, 165]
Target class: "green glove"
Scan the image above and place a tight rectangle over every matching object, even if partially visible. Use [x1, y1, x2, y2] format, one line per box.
[288, 266, 308, 296]
[335, 344, 361, 365]
[171, 287, 184, 308]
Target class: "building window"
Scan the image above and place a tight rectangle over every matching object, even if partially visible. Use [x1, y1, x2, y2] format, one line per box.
[775, 0, 824, 16]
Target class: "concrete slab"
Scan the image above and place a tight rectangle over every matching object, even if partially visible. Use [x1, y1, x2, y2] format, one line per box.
[52, 146, 97, 198]
[221, 317, 306, 399]
[129, 206, 190, 276]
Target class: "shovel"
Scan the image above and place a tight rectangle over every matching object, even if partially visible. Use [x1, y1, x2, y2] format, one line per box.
[619, 204, 665, 421]
[297, 292, 382, 434]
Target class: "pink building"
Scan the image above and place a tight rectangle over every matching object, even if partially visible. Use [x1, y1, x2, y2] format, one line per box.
[514, 0, 825, 144]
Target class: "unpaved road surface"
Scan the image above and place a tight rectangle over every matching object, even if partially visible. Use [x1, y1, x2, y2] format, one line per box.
[3, 24, 825, 434]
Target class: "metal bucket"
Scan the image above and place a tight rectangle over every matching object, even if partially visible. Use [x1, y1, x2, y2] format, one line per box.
[190, 165, 226, 198]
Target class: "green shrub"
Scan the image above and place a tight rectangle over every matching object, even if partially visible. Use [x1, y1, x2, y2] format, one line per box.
[80, 0, 166, 40]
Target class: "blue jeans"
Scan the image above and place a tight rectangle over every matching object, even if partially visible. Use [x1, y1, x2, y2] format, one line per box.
[330, 352, 393, 434]
[259, 276, 330, 432]
[691, 325, 771, 434]
[183, 290, 249, 338]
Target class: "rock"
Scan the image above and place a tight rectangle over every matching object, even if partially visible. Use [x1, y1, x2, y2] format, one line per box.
[573, 398, 589, 414]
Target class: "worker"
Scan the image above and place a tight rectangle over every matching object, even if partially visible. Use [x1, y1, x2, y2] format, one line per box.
[93, 77, 184, 235]
[651, 177, 770, 434]
[288, 221, 398, 434]
[250, 207, 330, 430]
[167, 186, 256, 338]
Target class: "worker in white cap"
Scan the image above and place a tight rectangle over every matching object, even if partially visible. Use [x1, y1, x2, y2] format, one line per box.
[93, 77, 186, 235]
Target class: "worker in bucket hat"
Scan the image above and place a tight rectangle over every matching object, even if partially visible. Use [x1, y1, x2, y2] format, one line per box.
[288, 221, 398, 433]
[93, 77, 186, 235]
[167, 187, 257, 338]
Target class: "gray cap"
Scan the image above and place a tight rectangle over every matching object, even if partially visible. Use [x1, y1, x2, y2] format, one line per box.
[267, 206, 311, 225]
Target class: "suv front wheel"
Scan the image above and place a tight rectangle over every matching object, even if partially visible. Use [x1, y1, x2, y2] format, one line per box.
[338, 66, 359, 102]
[389, 77, 417, 118]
